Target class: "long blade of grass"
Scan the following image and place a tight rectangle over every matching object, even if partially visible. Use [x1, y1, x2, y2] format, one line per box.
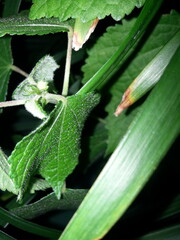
[0, 207, 61, 238]
[59, 47, 180, 239]
[0, 230, 16, 240]
[136, 224, 180, 240]
[77, 0, 163, 95]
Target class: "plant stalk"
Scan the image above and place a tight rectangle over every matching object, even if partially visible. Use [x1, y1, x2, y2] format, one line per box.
[11, 65, 29, 78]
[0, 99, 26, 108]
[62, 29, 73, 96]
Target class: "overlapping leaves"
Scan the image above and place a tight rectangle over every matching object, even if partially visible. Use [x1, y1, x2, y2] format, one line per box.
[82, 11, 180, 154]
[8, 92, 100, 199]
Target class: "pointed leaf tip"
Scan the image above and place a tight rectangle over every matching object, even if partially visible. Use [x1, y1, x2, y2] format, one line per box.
[114, 87, 134, 116]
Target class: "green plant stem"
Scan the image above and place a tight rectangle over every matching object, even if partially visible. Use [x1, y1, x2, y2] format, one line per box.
[0, 207, 61, 238]
[11, 65, 29, 78]
[62, 29, 73, 96]
[77, 0, 163, 95]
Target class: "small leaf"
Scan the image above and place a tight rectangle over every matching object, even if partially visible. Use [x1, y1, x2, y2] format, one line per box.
[12, 55, 59, 118]
[29, 54, 59, 83]
[0, 148, 18, 195]
[12, 55, 59, 100]
[0, 38, 13, 104]
[8, 93, 100, 199]
[25, 100, 48, 119]
[0, 14, 70, 37]
[30, 178, 51, 194]
[29, 0, 146, 22]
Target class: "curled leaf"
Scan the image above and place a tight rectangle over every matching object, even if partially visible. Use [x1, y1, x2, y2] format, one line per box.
[72, 18, 99, 51]
[115, 30, 180, 116]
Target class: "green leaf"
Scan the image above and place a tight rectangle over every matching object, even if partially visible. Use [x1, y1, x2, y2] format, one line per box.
[13, 55, 59, 100]
[59, 45, 180, 240]
[11, 189, 87, 219]
[8, 93, 100, 199]
[12, 55, 59, 118]
[29, 0, 146, 22]
[30, 178, 51, 194]
[105, 12, 180, 154]
[0, 148, 18, 195]
[2, 0, 21, 17]
[0, 0, 21, 111]
[0, 37, 13, 103]
[0, 230, 16, 240]
[0, 14, 70, 37]
[136, 224, 180, 240]
[0, 207, 61, 238]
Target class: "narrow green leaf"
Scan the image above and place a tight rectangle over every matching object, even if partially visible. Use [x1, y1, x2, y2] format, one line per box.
[136, 224, 180, 240]
[0, 0, 21, 110]
[158, 194, 180, 221]
[2, 0, 21, 17]
[0, 148, 18, 194]
[77, 0, 163, 95]
[59, 47, 180, 240]
[11, 189, 87, 219]
[0, 230, 16, 240]
[0, 207, 61, 238]
[0, 37, 13, 103]
[115, 30, 180, 116]
[9, 93, 100, 199]
[0, 14, 70, 37]
[29, 0, 146, 22]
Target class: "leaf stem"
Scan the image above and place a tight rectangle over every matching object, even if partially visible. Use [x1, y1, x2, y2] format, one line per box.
[11, 65, 29, 78]
[0, 99, 26, 108]
[0, 93, 66, 109]
[62, 28, 73, 96]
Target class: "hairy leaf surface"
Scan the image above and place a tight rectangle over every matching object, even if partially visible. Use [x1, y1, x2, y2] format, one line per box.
[0, 148, 17, 194]
[8, 93, 100, 199]
[29, 0, 146, 22]
[0, 14, 70, 37]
